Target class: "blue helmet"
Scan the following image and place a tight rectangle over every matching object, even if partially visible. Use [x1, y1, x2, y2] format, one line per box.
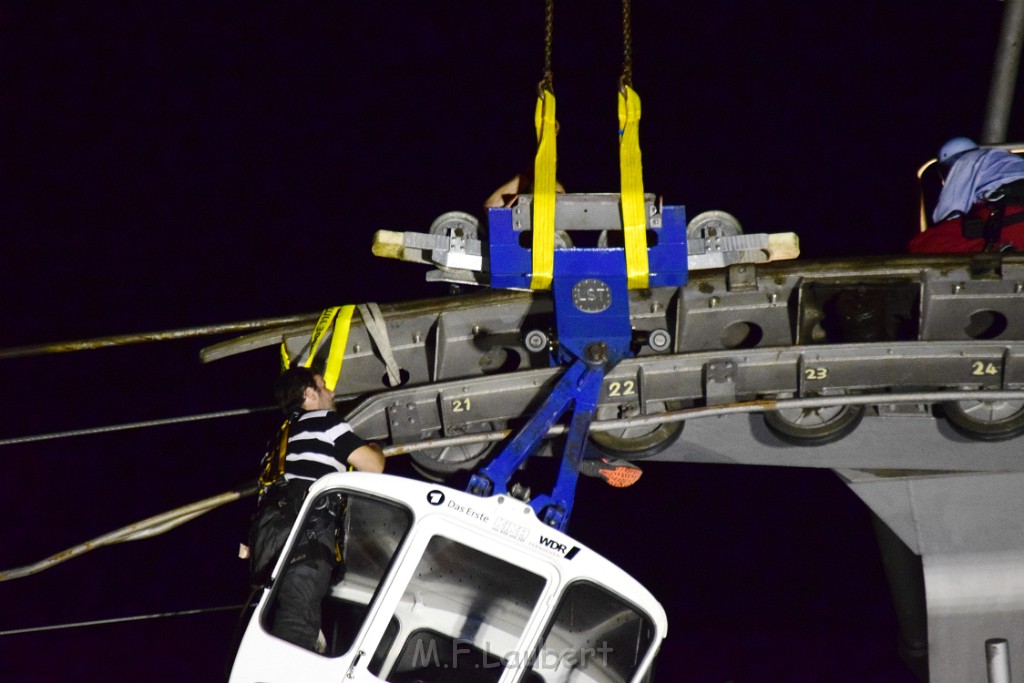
[938, 136, 978, 164]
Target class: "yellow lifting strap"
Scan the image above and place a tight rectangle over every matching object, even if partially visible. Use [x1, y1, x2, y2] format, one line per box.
[530, 88, 558, 290]
[618, 84, 649, 290]
[321, 305, 354, 392]
[279, 304, 355, 392]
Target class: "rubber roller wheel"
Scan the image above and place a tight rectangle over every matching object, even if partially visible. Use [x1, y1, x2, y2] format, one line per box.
[410, 424, 497, 481]
[589, 400, 685, 460]
[763, 403, 865, 446]
[941, 398, 1024, 441]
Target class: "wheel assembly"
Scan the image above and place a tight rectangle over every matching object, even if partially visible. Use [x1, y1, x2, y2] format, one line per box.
[410, 424, 497, 481]
[763, 401, 865, 445]
[589, 400, 684, 460]
[941, 397, 1024, 441]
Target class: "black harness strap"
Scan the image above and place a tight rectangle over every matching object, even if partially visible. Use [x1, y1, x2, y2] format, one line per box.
[962, 180, 1024, 245]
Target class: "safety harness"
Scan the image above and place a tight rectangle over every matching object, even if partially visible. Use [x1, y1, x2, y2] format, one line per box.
[251, 412, 347, 585]
[257, 415, 295, 495]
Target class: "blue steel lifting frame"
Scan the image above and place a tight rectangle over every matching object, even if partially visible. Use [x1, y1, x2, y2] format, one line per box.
[467, 196, 689, 529]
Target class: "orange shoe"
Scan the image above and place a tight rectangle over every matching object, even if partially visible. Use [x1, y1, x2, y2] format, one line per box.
[579, 457, 642, 488]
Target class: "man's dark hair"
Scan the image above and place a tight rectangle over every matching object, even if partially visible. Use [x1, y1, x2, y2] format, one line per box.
[274, 367, 319, 415]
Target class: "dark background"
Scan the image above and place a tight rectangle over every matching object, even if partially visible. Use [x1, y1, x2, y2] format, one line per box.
[2, 2, 1021, 681]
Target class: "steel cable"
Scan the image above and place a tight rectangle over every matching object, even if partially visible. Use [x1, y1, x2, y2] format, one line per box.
[5, 389, 1023, 581]
[0, 406, 276, 447]
[0, 484, 257, 582]
[0, 314, 317, 361]
[0, 604, 247, 636]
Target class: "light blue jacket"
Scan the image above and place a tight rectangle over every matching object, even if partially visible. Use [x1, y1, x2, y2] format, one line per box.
[933, 149, 1024, 222]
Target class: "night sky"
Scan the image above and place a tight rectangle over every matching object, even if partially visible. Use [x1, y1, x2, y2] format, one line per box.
[2, 3, 1021, 681]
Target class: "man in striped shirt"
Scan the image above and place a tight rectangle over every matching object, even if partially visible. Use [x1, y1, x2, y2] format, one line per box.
[274, 368, 385, 481]
[255, 367, 384, 651]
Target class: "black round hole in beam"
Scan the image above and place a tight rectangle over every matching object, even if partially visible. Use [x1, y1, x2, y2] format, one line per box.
[381, 368, 411, 388]
[720, 321, 763, 349]
[965, 310, 1008, 340]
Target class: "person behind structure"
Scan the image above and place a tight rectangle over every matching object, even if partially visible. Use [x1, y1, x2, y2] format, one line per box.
[910, 136, 1024, 253]
[249, 366, 385, 652]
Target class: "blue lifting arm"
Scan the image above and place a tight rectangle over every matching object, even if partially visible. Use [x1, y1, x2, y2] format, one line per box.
[466, 195, 688, 530]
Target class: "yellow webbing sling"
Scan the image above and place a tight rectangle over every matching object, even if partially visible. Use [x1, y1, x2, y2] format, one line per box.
[618, 84, 649, 289]
[530, 88, 558, 290]
[280, 304, 355, 392]
[321, 305, 354, 392]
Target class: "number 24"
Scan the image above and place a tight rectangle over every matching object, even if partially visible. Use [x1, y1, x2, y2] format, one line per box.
[971, 361, 999, 376]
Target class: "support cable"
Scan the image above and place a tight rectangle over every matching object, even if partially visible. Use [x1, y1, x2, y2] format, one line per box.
[0, 604, 246, 636]
[0, 406, 276, 447]
[5, 389, 1023, 580]
[0, 484, 257, 582]
[0, 314, 317, 361]
[6, 391, 1024, 452]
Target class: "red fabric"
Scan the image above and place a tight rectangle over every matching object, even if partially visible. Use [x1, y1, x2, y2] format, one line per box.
[909, 204, 1024, 253]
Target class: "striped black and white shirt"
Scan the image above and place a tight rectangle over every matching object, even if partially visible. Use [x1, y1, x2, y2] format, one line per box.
[283, 409, 367, 484]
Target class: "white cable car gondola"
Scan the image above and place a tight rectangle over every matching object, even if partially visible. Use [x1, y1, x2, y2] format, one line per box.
[228, 473, 667, 683]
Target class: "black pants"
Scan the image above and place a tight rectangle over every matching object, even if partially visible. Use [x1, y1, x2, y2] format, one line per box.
[270, 536, 336, 650]
[265, 493, 341, 651]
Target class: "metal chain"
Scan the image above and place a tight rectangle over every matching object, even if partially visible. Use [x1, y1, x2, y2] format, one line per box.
[621, 0, 633, 88]
[540, 0, 554, 93]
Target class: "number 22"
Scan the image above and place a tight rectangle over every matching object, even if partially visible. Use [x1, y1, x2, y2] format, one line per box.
[608, 381, 636, 397]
